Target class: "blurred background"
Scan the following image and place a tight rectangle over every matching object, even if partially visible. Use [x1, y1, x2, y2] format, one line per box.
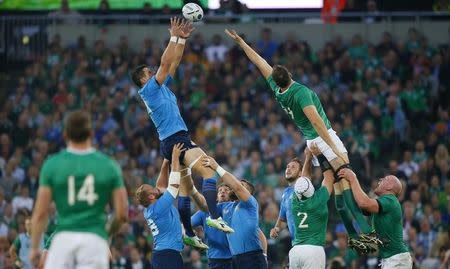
[0, 0, 449, 268]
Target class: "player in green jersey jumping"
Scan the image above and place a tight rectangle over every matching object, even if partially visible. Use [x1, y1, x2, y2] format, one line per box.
[30, 110, 129, 269]
[338, 168, 413, 269]
[225, 29, 381, 253]
[289, 144, 334, 269]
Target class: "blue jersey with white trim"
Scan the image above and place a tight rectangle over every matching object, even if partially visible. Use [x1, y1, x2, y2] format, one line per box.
[138, 75, 188, 141]
[218, 196, 262, 256]
[279, 186, 295, 243]
[191, 211, 232, 259]
[144, 191, 183, 251]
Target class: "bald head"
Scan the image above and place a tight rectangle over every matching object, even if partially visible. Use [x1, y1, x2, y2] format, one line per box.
[375, 175, 402, 196]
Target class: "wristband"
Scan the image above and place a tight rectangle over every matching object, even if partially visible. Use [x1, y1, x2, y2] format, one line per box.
[216, 166, 227, 177]
[169, 171, 181, 185]
[177, 38, 186, 45]
[170, 36, 178, 43]
[317, 154, 332, 172]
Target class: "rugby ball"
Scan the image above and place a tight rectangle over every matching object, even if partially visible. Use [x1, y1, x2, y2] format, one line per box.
[182, 3, 204, 22]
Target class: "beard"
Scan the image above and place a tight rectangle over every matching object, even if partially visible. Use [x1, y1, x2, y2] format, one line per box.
[286, 176, 297, 183]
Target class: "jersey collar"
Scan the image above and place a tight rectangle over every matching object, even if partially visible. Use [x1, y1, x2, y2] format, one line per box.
[66, 147, 96, 155]
[277, 80, 295, 95]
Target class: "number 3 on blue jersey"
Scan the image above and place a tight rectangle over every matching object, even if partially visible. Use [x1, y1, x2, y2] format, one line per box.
[147, 218, 159, 236]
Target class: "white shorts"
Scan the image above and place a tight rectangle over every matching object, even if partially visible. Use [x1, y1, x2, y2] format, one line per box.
[45, 232, 109, 269]
[306, 129, 347, 166]
[380, 252, 413, 269]
[289, 245, 326, 269]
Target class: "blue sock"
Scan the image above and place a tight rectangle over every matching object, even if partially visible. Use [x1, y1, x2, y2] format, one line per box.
[178, 196, 195, 237]
[202, 177, 220, 219]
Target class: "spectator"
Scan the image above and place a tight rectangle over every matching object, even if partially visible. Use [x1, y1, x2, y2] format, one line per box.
[398, 150, 420, 178]
[256, 28, 278, 63]
[364, 0, 381, 23]
[11, 184, 33, 215]
[205, 34, 229, 63]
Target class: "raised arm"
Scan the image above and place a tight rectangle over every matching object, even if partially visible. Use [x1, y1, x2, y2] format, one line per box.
[202, 156, 251, 202]
[168, 20, 194, 77]
[338, 168, 379, 213]
[156, 159, 170, 191]
[155, 18, 184, 84]
[225, 29, 273, 79]
[309, 143, 334, 194]
[301, 147, 313, 179]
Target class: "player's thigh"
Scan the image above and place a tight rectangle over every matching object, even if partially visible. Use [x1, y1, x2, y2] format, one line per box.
[185, 147, 215, 178]
[288, 246, 302, 269]
[381, 253, 413, 269]
[75, 234, 109, 269]
[302, 246, 326, 269]
[45, 232, 78, 269]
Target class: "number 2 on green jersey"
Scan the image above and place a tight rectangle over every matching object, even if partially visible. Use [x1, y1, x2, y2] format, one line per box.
[68, 175, 99, 206]
[297, 212, 308, 228]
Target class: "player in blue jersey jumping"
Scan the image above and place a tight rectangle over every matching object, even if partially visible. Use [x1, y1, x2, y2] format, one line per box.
[130, 18, 233, 242]
[202, 156, 268, 269]
[270, 157, 303, 244]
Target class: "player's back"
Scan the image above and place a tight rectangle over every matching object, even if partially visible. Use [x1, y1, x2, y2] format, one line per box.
[292, 186, 330, 246]
[40, 148, 123, 239]
[138, 75, 188, 141]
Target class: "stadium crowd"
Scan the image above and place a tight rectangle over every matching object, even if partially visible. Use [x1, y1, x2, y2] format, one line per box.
[0, 24, 449, 269]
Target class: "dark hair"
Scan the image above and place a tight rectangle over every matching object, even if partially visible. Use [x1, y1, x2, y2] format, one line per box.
[289, 157, 303, 167]
[64, 110, 92, 143]
[131, 65, 148, 88]
[272, 65, 291, 88]
[241, 179, 255, 195]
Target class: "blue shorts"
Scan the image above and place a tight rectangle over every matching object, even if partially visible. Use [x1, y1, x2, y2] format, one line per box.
[160, 131, 198, 165]
[232, 250, 267, 269]
[151, 249, 183, 269]
[208, 258, 233, 269]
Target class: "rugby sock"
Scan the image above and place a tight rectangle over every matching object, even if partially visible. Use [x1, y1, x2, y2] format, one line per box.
[178, 196, 195, 237]
[335, 194, 358, 238]
[342, 189, 373, 234]
[202, 177, 220, 219]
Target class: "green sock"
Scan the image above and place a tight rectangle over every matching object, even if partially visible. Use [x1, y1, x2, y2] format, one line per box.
[335, 194, 358, 238]
[342, 189, 373, 234]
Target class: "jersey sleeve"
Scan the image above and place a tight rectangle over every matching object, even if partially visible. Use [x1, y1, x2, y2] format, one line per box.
[149, 191, 175, 217]
[266, 75, 278, 93]
[240, 196, 258, 211]
[138, 76, 162, 104]
[293, 86, 315, 109]
[376, 195, 394, 214]
[163, 75, 173, 86]
[13, 237, 20, 250]
[191, 211, 204, 228]
[313, 187, 330, 207]
[39, 159, 53, 188]
[110, 160, 125, 190]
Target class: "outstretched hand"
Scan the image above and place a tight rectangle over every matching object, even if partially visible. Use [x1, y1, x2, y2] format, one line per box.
[179, 20, 195, 39]
[169, 17, 195, 38]
[224, 29, 244, 44]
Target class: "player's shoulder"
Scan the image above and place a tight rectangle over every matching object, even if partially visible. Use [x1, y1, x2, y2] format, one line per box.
[42, 149, 68, 166]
